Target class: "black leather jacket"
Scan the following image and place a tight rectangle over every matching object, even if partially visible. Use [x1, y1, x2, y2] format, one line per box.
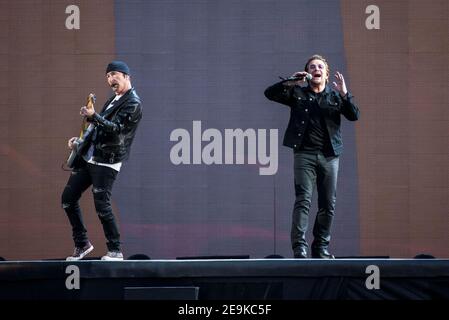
[86, 88, 142, 164]
[264, 81, 359, 156]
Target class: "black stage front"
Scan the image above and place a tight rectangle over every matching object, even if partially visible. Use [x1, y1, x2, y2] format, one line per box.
[1, 259, 448, 300]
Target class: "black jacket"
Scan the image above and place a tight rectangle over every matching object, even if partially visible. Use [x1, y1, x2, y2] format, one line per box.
[86, 88, 142, 164]
[264, 81, 359, 156]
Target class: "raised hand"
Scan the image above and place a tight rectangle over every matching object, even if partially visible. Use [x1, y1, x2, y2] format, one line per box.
[332, 71, 348, 96]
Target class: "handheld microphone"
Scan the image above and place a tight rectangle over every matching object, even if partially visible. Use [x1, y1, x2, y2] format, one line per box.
[279, 73, 312, 82]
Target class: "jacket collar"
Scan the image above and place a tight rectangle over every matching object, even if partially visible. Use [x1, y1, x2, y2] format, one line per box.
[305, 84, 331, 97]
[100, 88, 134, 116]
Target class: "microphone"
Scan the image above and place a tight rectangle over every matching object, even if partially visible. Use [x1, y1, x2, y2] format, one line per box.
[279, 73, 312, 82]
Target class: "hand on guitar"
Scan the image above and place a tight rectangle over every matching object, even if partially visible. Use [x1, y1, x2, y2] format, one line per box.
[80, 105, 95, 118]
[68, 137, 78, 150]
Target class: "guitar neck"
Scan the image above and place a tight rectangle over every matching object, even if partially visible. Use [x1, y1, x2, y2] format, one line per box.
[79, 93, 96, 138]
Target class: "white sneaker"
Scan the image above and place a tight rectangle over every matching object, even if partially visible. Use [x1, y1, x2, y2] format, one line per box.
[101, 251, 124, 261]
[66, 243, 94, 261]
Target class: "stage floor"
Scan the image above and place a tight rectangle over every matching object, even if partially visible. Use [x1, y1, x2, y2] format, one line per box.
[1, 259, 448, 300]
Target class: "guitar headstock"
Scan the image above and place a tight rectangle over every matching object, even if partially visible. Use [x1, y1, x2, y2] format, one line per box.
[86, 93, 96, 109]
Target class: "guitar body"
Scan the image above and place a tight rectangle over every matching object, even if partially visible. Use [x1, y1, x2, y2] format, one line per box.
[66, 126, 95, 168]
[66, 139, 81, 169]
[66, 93, 96, 169]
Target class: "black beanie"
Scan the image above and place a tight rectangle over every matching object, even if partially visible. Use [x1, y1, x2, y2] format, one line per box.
[106, 61, 131, 75]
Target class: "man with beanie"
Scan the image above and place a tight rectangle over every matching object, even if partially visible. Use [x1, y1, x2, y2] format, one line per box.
[62, 61, 142, 261]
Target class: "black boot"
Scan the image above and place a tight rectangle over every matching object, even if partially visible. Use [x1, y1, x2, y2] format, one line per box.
[293, 246, 308, 259]
[311, 247, 334, 259]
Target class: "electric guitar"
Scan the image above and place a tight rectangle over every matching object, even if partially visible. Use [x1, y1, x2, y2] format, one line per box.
[66, 93, 96, 168]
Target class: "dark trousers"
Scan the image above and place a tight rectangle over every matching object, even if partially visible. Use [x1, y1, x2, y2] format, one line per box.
[61, 160, 120, 251]
[291, 151, 339, 253]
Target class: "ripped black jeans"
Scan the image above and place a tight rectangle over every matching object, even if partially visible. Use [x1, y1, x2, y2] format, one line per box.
[61, 160, 120, 251]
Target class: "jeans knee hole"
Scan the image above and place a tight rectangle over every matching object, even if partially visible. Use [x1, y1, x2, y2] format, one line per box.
[92, 187, 105, 194]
